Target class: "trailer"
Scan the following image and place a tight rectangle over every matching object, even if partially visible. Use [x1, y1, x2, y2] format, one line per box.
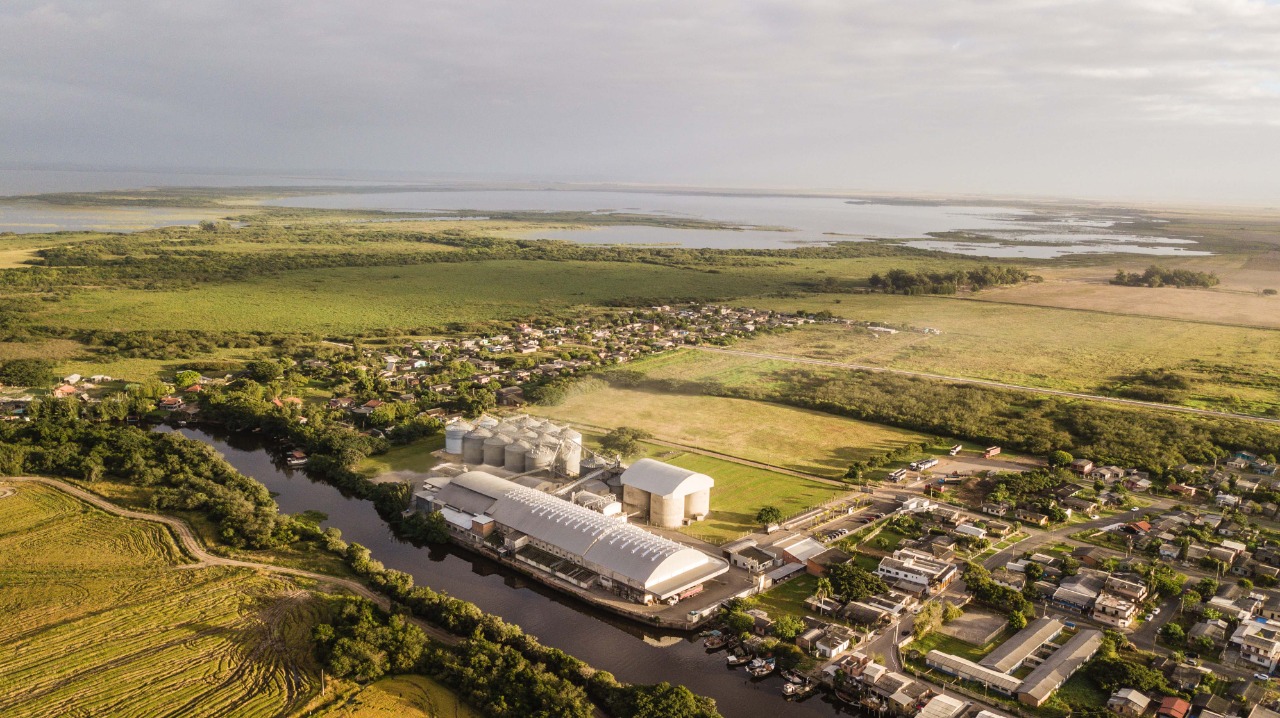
[983, 446, 1001, 459]
[948, 445, 963, 456]
[910, 458, 939, 471]
[936, 477, 964, 485]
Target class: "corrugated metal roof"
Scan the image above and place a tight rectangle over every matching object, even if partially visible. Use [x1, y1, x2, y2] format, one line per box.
[620, 458, 714, 497]
[925, 651, 1023, 693]
[1018, 630, 1103, 705]
[980, 617, 1064, 673]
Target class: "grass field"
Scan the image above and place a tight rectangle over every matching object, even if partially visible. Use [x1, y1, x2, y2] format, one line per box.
[0, 482, 326, 718]
[529, 379, 929, 477]
[715, 295, 1280, 415]
[355, 435, 445, 478]
[752, 573, 820, 621]
[318, 674, 483, 718]
[29, 259, 808, 335]
[655, 451, 847, 543]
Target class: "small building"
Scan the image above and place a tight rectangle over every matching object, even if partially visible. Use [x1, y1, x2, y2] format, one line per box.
[1069, 458, 1095, 475]
[1108, 688, 1150, 718]
[1016, 629, 1104, 707]
[1015, 508, 1049, 526]
[1156, 697, 1191, 718]
[1091, 592, 1138, 628]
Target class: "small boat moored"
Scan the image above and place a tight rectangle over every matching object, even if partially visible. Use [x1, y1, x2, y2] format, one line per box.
[746, 656, 776, 678]
[726, 650, 752, 667]
[703, 630, 726, 649]
[782, 679, 815, 697]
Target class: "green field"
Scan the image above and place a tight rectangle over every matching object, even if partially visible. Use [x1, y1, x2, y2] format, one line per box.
[739, 293, 1280, 415]
[0, 482, 326, 718]
[318, 674, 483, 718]
[356, 435, 445, 478]
[656, 451, 847, 543]
[529, 378, 929, 477]
[752, 573, 820, 621]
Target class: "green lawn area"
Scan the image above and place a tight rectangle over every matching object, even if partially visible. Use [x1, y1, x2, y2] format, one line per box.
[1053, 672, 1109, 710]
[653, 451, 846, 544]
[752, 574, 819, 621]
[860, 527, 909, 553]
[355, 436, 445, 477]
[909, 631, 996, 663]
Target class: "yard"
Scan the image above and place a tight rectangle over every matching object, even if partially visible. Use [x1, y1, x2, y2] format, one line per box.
[752, 573, 820, 621]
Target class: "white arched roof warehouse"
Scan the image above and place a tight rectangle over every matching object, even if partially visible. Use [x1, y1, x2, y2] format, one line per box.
[619, 458, 714, 498]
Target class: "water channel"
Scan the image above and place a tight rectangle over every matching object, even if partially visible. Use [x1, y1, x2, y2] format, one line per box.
[155, 425, 856, 717]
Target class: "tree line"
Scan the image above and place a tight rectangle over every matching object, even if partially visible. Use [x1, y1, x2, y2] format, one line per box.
[1111, 265, 1219, 288]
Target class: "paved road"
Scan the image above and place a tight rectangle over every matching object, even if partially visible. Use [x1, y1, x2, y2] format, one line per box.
[4, 476, 460, 647]
[696, 346, 1280, 426]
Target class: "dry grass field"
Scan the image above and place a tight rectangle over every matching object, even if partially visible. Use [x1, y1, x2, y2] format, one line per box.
[739, 293, 1280, 415]
[0, 482, 327, 718]
[317, 675, 483, 718]
[528, 380, 928, 477]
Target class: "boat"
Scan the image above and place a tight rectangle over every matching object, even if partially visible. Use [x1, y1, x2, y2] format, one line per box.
[746, 657, 776, 678]
[285, 450, 309, 467]
[726, 651, 752, 667]
[834, 688, 860, 706]
[781, 669, 806, 685]
[703, 630, 726, 649]
[782, 679, 815, 697]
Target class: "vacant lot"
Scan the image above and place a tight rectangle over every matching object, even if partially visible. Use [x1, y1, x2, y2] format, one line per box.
[737, 293, 1280, 415]
[356, 435, 445, 479]
[0, 482, 325, 718]
[529, 380, 928, 477]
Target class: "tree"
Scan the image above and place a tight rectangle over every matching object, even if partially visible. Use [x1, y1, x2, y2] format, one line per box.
[772, 615, 805, 641]
[174, 370, 202, 389]
[1239, 578, 1254, 591]
[914, 601, 942, 639]
[755, 505, 784, 526]
[1009, 611, 1027, 629]
[942, 602, 963, 623]
[627, 682, 720, 718]
[1160, 623, 1185, 645]
[1048, 450, 1074, 468]
[0, 358, 56, 387]
[814, 577, 834, 603]
[599, 427, 650, 458]
[243, 360, 283, 383]
[1024, 562, 1044, 582]
[827, 563, 889, 601]
[1180, 591, 1201, 614]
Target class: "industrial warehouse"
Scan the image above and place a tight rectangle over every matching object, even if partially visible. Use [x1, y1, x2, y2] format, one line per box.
[414, 415, 734, 611]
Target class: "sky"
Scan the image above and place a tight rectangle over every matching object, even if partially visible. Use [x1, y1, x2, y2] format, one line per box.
[2, 0, 1279, 204]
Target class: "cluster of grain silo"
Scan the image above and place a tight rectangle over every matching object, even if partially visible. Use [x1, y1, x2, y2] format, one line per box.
[453, 415, 584, 477]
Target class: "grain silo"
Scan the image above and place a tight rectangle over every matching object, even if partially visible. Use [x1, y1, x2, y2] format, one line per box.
[620, 458, 715, 528]
[557, 428, 583, 478]
[462, 427, 491, 465]
[476, 416, 499, 430]
[444, 421, 471, 455]
[504, 440, 532, 472]
[527, 443, 556, 473]
[483, 434, 511, 466]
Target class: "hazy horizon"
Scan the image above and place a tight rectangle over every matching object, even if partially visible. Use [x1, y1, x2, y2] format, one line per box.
[3, 1, 1279, 205]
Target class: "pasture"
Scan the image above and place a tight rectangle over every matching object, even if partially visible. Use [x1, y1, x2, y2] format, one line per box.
[737, 293, 1280, 415]
[528, 379, 929, 477]
[0, 482, 326, 718]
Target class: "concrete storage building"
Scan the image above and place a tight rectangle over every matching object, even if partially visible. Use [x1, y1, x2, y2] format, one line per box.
[417, 470, 728, 604]
[620, 458, 714, 528]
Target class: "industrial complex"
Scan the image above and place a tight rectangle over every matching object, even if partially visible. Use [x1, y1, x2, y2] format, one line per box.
[413, 414, 734, 611]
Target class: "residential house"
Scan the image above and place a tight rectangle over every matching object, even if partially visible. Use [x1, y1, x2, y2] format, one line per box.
[1015, 508, 1049, 526]
[814, 625, 856, 658]
[1091, 593, 1139, 628]
[1108, 689, 1150, 718]
[982, 502, 1010, 517]
[1104, 575, 1149, 602]
[1188, 618, 1229, 650]
[1070, 459, 1096, 475]
[1168, 483, 1197, 498]
[1156, 697, 1191, 718]
[1235, 620, 1280, 672]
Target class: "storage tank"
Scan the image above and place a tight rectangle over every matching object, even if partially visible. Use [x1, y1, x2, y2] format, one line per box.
[557, 429, 583, 478]
[685, 489, 711, 518]
[462, 427, 491, 465]
[444, 421, 471, 455]
[527, 444, 556, 473]
[476, 416, 499, 430]
[505, 440, 532, 472]
[649, 493, 684, 528]
[483, 434, 511, 466]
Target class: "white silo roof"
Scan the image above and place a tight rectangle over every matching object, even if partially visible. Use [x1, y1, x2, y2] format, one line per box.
[619, 459, 714, 498]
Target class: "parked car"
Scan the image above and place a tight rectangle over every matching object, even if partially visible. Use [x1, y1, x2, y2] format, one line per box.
[1256, 673, 1272, 682]
[1144, 613, 1154, 621]
[1151, 607, 1161, 615]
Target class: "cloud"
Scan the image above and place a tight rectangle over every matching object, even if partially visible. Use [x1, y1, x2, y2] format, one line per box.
[1, 0, 1278, 202]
